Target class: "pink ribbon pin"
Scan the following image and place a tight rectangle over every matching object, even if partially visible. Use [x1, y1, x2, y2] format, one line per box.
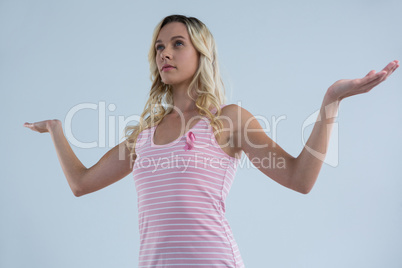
[184, 131, 196, 151]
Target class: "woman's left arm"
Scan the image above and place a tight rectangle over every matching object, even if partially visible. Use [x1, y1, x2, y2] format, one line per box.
[289, 60, 399, 193]
[234, 60, 399, 194]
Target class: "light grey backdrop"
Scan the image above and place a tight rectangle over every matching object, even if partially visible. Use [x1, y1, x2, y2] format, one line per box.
[1, 0, 401, 267]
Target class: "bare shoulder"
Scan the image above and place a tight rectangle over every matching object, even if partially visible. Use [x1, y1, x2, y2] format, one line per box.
[219, 104, 257, 148]
[221, 103, 253, 115]
[220, 104, 254, 131]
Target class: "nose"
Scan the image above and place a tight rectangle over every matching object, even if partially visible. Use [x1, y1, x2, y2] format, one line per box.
[160, 49, 171, 60]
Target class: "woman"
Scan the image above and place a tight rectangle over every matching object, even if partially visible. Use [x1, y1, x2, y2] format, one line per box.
[23, 14, 399, 267]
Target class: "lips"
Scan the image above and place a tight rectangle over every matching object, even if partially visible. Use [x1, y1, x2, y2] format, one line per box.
[162, 64, 175, 71]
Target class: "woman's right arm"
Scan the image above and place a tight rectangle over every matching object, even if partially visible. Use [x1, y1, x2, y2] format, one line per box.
[24, 119, 134, 197]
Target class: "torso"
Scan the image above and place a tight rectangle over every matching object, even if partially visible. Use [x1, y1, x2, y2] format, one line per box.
[153, 105, 242, 159]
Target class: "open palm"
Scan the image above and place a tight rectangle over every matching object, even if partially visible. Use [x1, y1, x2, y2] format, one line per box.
[327, 60, 399, 102]
[23, 120, 58, 133]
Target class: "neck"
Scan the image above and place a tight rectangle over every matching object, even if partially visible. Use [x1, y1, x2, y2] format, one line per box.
[169, 83, 198, 115]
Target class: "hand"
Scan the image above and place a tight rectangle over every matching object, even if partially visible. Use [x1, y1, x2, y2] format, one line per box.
[326, 60, 399, 102]
[23, 119, 61, 133]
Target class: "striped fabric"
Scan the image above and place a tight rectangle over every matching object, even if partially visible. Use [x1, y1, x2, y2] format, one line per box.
[132, 105, 245, 267]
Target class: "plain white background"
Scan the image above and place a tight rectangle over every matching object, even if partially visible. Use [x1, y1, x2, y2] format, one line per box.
[1, 0, 401, 267]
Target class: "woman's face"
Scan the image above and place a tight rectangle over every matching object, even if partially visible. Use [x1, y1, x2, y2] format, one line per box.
[155, 22, 200, 88]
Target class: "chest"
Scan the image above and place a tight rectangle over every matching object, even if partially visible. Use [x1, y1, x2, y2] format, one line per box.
[153, 115, 235, 158]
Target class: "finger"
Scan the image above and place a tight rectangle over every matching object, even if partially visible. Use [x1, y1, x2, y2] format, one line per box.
[360, 61, 399, 87]
[382, 63, 399, 80]
[361, 72, 388, 91]
[381, 61, 397, 73]
[358, 80, 382, 94]
[23, 122, 33, 128]
[360, 70, 386, 86]
[389, 62, 399, 76]
[365, 70, 376, 77]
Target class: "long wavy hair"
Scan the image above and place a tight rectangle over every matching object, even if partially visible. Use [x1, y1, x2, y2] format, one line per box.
[124, 14, 227, 162]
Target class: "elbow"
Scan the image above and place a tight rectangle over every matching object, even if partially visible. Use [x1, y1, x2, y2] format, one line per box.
[290, 174, 314, 195]
[289, 178, 312, 195]
[290, 179, 312, 194]
[298, 187, 312, 195]
[71, 171, 89, 197]
[297, 183, 313, 195]
[72, 183, 86, 197]
[289, 184, 311, 195]
[73, 188, 83, 197]
[73, 190, 83, 197]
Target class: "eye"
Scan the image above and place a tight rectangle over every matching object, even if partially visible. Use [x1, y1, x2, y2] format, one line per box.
[155, 40, 184, 51]
[175, 40, 183, 46]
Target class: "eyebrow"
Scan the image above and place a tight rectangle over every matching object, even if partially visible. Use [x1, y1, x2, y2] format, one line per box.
[155, 35, 186, 44]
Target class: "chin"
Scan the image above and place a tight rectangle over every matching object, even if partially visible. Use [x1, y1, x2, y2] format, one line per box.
[161, 76, 193, 88]
[161, 79, 173, 85]
[160, 76, 172, 84]
[161, 78, 180, 86]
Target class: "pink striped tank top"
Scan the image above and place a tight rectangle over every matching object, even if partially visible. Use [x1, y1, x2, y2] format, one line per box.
[132, 104, 245, 267]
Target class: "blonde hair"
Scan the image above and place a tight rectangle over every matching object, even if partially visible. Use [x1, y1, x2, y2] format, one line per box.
[124, 14, 227, 162]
